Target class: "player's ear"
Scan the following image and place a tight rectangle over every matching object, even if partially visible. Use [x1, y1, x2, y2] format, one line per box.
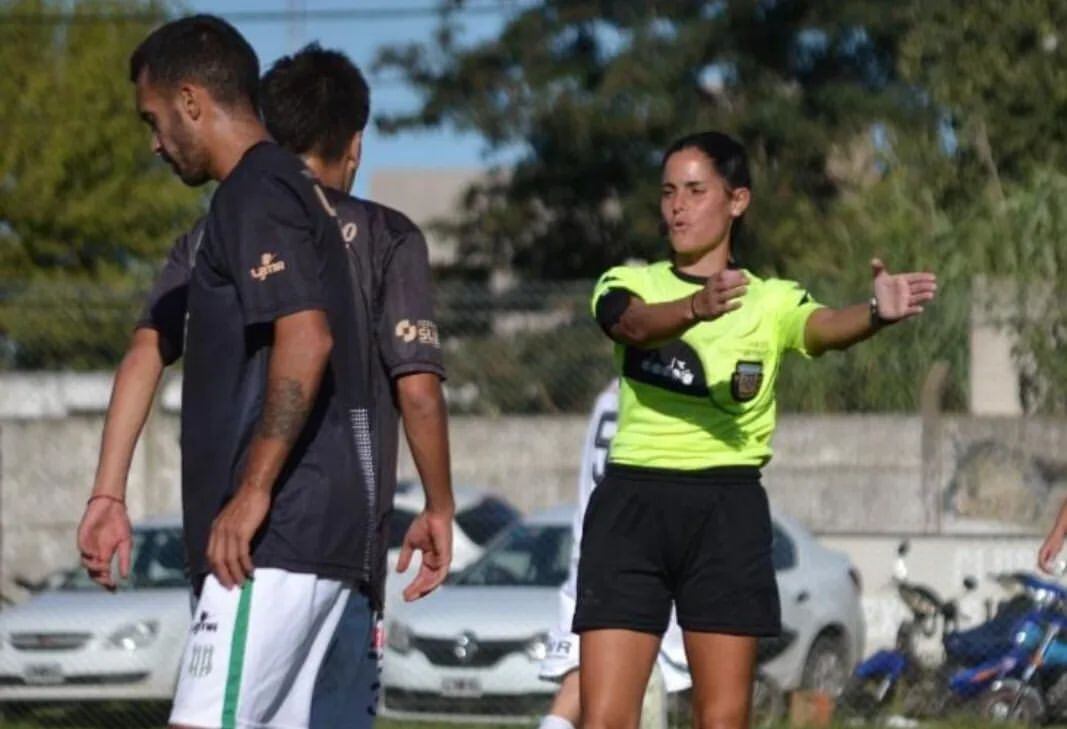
[178, 84, 202, 123]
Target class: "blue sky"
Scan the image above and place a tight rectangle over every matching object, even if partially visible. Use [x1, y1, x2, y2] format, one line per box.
[186, 1, 521, 196]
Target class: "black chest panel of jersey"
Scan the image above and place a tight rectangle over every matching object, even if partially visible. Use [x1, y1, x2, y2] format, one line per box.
[622, 340, 709, 398]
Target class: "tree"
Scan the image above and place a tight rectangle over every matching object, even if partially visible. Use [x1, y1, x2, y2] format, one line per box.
[899, 0, 1067, 200]
[379, 1, 1067, 414]
[376, 0, 932, 280]
[0, 0, 202, 369]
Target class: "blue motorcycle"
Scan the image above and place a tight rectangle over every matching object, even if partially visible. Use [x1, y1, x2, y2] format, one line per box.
[950, 573, 1067, 725]
[839, 540, 981, 720]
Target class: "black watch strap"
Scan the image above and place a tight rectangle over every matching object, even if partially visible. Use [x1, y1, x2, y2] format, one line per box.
[869, 296, 891, 328]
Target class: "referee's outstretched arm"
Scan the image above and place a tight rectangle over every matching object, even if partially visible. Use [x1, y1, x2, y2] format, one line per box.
[804, 258, 937, 356]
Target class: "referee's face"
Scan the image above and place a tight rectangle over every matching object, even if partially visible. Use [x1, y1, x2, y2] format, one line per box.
[661, 148, 749, 259]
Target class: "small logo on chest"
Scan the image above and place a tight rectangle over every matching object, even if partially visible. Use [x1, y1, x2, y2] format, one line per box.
[250, 253, 286, 281]
[731, 361, 764, 401]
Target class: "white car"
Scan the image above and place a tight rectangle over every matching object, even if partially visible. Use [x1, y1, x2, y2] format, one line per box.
[0, 516, 189, 704]
[384, 482, 520, 609]
[382, 504, 865, 719]
[383, 505, 572, 718]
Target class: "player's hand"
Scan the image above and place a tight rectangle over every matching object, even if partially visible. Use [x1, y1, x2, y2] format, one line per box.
[692, 269, 748, 321]
[396, 509, 453, 602]
[207, 486, 270, 589]
[872, 258, 938, 323]
[77, 496, 132, 591]
[1039, 526, 1066, 575]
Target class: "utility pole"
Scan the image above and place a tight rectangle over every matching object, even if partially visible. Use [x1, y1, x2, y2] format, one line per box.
[286, 0, 306, 52]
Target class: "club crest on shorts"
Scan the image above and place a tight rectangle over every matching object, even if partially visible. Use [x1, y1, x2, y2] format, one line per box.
[731, 360, 764, 402]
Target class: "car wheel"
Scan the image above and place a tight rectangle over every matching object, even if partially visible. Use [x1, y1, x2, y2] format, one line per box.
[801, 632, 849, 697]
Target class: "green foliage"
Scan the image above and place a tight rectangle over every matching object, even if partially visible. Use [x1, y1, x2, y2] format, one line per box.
[376, 1, 932, 279]
[444, 324, 614, 415]
[435, 281, 615, 414]
[956, 169, 1067, 414]
[378, 0, 1067, 413]
[899, 0, 1067, 188]
[0, 0, 202, 368]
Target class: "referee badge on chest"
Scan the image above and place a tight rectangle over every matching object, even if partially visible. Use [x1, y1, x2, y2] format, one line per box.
[731, 361, 764, 402]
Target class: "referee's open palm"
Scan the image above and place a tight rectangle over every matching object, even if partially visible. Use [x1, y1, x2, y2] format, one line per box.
[872, 258, 938, 322]
[397, 510, 453, 602]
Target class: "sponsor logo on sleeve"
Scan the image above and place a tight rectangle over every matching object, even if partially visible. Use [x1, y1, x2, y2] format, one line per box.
[250, 253, 286, 282]
[395, 318, 440, 348]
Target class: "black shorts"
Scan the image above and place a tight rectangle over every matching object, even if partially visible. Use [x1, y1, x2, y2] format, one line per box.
[572, 463, 780, 636]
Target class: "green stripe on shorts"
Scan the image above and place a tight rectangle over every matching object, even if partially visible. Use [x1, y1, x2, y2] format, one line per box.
[222, 580, 254, 729]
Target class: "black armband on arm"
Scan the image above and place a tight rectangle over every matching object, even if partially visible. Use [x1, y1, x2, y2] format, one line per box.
[595, 289, 633, 335]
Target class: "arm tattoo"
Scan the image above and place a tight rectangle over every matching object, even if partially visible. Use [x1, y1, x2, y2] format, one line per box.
[256, 377, 311, 443]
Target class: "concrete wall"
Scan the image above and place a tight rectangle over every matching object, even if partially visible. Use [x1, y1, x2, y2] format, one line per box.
[3, 373, 1067, 659]
[4, 405, 1064, 576]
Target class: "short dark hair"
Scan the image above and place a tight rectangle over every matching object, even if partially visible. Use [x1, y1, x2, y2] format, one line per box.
[129, 14, 259, 110]
[261, 43, 370, 162]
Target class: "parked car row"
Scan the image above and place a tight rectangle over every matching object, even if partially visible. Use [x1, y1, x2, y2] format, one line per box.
[381, 504, 865, 718]
[0, 490, 866, 721]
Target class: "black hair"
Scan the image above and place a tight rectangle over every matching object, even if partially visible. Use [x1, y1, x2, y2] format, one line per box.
[662, 131, 752, 258]
[661, 131, 751, 190]
[129, 14, 259, 110]
[260, 43, 370, 163]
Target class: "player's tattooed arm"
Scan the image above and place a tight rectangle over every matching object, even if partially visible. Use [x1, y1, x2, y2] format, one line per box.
[256, 376, 311, 443]
[207, 309, 332, 588]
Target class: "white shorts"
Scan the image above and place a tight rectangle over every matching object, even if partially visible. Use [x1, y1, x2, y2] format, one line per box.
[170, 568, 350, 729]
[539, 588, 692, 693]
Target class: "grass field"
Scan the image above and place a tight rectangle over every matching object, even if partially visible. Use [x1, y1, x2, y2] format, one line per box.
[0, 703, 1042, 729]
[0, 703, 535, 729]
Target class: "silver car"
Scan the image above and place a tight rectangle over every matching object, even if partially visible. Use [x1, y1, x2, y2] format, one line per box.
[0, 516, 188, 704]
[383, 505, 572, 718]
[382, 504, 865, 719]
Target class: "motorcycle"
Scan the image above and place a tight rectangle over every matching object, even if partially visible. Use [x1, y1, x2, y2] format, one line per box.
[949, 573, 1067, 725]
[839, 539, 980, 720]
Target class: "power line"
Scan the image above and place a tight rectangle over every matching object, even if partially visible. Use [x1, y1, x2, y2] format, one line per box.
[0, 2, 528, 25]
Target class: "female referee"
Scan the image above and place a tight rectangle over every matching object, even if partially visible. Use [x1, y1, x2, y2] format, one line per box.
[575, 131, 937, 729]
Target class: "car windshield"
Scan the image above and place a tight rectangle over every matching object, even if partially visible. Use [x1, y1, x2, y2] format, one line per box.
[62, 526, 186, 590]
[454, 496, 521, 546]
[451, 523, 572, 588]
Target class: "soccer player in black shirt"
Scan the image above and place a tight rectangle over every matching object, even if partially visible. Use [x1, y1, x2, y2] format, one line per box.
[258, 45, 455, 727]
[74, 16, 431, 729]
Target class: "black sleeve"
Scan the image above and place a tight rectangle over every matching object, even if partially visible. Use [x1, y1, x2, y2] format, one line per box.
[135, 220, 204, 365]
[378, 223, 446, 380]
[594, 288, 633, 335]
[223, 175, 327, 325]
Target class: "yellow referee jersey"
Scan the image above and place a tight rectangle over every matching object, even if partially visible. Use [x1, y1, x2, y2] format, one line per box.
[591, 260, 824, 470]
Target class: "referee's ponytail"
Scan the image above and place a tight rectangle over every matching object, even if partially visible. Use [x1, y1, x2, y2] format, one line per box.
[661, 132, 751, 263]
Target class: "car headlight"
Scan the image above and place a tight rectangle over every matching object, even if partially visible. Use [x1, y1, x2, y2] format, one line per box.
[387, 620, 412, 655]
[107, 620, 159, 651]
[525, 632, 548, 661]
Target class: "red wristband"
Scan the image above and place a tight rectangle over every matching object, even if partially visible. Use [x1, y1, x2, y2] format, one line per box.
[87, 494, 125, 507]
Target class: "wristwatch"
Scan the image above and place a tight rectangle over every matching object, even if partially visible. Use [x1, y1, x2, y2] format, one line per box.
[869, 296, 891, 328]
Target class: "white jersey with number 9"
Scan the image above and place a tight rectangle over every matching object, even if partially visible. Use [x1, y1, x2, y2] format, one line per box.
[539, 381, 690, 691]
